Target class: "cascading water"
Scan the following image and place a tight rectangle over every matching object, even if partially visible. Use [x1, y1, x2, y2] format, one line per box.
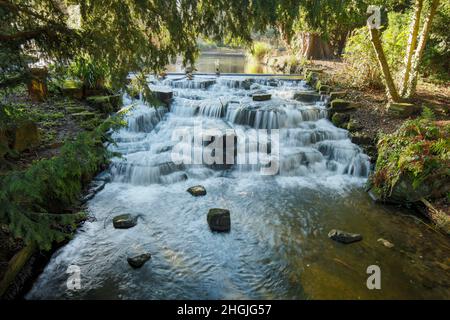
[27, 75, 450, 300]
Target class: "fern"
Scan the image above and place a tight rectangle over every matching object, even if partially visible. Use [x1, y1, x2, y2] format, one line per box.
[0, 114, 124, 250]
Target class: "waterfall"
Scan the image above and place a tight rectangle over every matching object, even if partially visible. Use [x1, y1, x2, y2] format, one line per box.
[108, 75, 370, 185]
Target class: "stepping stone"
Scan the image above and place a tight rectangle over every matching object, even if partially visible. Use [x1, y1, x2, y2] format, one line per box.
[187, 185, 207, 196]
[127, 253, 151, 268]
[252, 93, 271, 101]
[113, 214, 138, 229]
[207, 208, 230, 232]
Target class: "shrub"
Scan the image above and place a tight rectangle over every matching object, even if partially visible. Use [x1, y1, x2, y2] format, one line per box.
[342, 12, 409, 89]
[0, 115, 125, 250]
[68, 55, 109, 89]
[250, 41, 272, 62]
[371, 108, 450, 200]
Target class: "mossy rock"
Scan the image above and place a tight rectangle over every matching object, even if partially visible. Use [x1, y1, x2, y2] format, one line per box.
[347, 120, 363, 132]
[207, 208, 231, 232]
[62, 80, 84, 100]
[330, 91, 347, 100]
[386, 102, 420, 118]
[11, 120, 40, 153]
[329, 99, 355, 112]
[294, 92, 321, 103]
[331, 113, 350, 128]
[318, 85, 331, 94]
[87, 95, 122, 113]
[71, 111, 97, 120]
[350, 132, 373, 145]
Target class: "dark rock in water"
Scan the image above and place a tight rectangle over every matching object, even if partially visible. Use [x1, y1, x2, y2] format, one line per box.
[328, 229, 362, 244]
[94, 171, 112, 183]
[241, 79, 253, 90]
[293, 92, 321, 103]
[113, 214, 138, 229]
[187, 185, 207, 196]
[88, 180, 106, 194]
[207, 208, 230, 232]
[267, 79, 279, 87]
[81, 192, 95, 204]
[253, 93, 272, 101]
[127, 253, 151, 268]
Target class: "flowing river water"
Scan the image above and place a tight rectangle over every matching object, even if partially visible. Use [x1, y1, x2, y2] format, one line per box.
[27, 75, 450, 299]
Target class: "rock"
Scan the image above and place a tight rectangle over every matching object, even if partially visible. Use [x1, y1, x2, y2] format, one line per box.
[149, 85, 173, 103]
[249, 83, 261, 90]
[86, 95, 122, 113]
[389, 174, 434, 203]
[62, 80, 84, 99]
[377, 238, 394, 248]
[267, 79, 279, 87]
[241, 79, 253, 90]
[318, 84, 332, 94]
[127, 253, 151, 268]
[187, 185, 207, 196]
[94, 171, 112, 183]
[351, 132, 373, 145]
[88, 180, 106, 194]
[386, 102, 420, 118]
[207, 208, 231, 232]
[329, 99, 355, 112]
[331, 112, 350, 128]
[347, 120, 363, 132]
[27, 68, 48, 102]
[328, 229, 362, 244]
[293, 92, 321, 103]
[113, 214, 138, 229]
[252, 93, 272, 101]
[330, 91, 347, 100]
[81, 192, 95, 204]
[12, 120, 40, 153]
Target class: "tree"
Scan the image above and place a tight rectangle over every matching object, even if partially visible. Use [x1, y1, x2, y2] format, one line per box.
[368, 0, 441, 103]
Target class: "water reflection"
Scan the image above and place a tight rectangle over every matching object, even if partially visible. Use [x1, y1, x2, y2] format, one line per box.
[166, 51, 270, 74]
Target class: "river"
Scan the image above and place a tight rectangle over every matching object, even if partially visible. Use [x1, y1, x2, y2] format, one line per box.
[27, 74, 450, 299]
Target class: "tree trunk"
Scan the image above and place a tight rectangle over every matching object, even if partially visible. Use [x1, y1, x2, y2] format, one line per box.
[405, 0, 440, 98]
[400, 0, 423, 97]
[369, 28, 401, 102]
[298, 32, 333, 60]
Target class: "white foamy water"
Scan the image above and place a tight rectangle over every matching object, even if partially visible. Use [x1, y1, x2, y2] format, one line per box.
[27, 75, 450, 300]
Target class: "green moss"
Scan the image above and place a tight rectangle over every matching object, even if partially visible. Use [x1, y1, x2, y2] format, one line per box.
[330, 99, 354, 112]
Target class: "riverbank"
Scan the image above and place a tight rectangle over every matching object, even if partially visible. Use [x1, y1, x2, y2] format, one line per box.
[0, 86, 123, 299]
[301, 60, 449, 233]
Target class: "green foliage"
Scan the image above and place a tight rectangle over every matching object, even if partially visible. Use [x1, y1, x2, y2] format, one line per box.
[371, 108, 450, 199]
[342, 12, 409, 89]
[250, 41, 272, 62]
[0, 115, 125, 250]
[68, 55, 109, 89]
[421, 1, 450, 83]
